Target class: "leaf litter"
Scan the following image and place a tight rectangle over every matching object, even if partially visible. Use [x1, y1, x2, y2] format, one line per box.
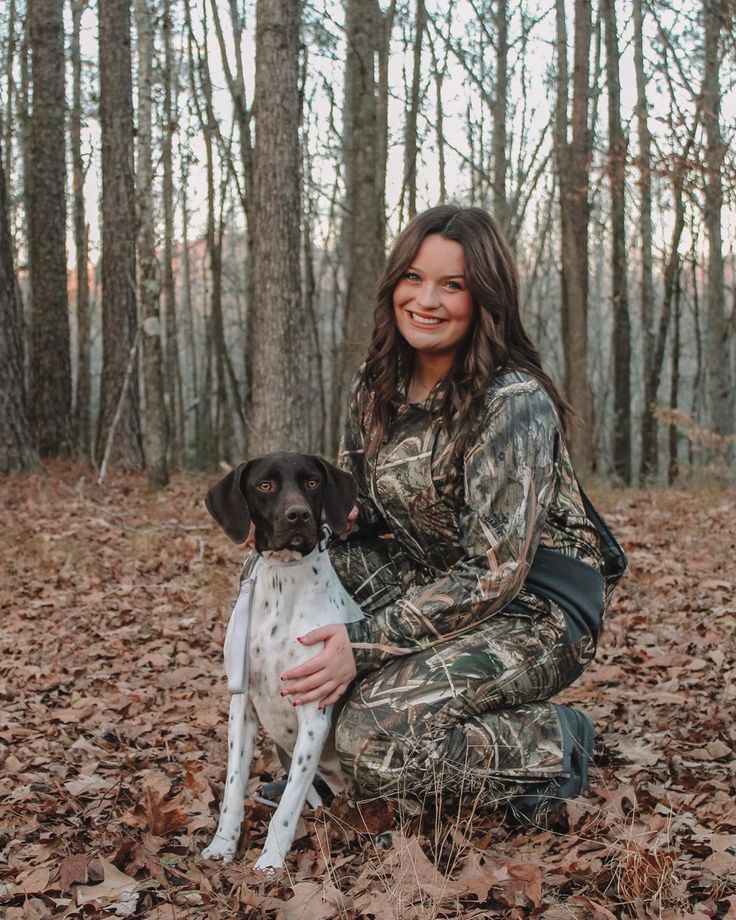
[1, 463, 735, 918]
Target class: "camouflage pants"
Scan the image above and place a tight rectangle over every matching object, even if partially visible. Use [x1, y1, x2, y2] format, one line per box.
[330, 536, 598, 810]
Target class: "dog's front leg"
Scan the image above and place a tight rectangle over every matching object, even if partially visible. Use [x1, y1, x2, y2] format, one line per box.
[254, 705, 332, 873]
[202, 693, 258, 862]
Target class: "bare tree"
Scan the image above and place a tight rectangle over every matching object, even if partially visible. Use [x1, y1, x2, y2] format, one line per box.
[702, 0, 730, 436]
[249, 0, 307, 452]
[603, 0, 631, 483]
[71, 0, 91, 456]
[97, 0, 144, 469]
[337, 0, 385, 448]
[401, 0, 425, 222]
[134, 0, 168, 488]
[28, 0, 72, 456]
[0, 147, 36, 473]
[554, 0, 594, 475]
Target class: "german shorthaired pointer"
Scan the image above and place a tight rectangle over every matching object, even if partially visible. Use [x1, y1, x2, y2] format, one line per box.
[201, 452, 363, 872]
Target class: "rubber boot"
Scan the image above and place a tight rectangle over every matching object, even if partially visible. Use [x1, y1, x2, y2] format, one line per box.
[261, 744, 335, 804]
[506, 704, 594, 826]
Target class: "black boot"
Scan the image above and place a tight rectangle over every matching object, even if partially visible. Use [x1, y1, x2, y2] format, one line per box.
[261, 744, 335, 804]
[506, 705, 594, 826]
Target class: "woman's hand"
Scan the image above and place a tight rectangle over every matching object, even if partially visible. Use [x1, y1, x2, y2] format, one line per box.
[339, 505, 359, 540]
[280, 624, 357, 709]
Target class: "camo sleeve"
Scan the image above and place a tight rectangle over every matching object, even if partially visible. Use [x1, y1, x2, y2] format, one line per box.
[345, 382, 562, 675]
[338, 376, 387, 532]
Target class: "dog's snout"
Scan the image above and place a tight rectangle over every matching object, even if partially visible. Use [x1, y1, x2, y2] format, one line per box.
[285, 504, 311, 524]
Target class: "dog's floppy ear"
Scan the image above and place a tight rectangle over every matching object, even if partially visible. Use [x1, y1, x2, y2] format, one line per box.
[313, 456, 357, 535]
[205, 462, 252, 544]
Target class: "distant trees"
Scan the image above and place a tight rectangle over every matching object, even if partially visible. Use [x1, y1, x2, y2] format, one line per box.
[0, 0, 732, 483]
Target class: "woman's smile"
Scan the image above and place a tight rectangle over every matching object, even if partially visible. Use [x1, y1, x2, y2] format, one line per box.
[393, 234, 473, 367]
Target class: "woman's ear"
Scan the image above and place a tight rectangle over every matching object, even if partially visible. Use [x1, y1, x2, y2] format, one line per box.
[204, 462, 253, 543]
[313, 457, 357, 535]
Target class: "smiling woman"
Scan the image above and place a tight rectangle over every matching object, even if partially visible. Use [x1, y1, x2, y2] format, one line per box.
[277, 204, 628, 823]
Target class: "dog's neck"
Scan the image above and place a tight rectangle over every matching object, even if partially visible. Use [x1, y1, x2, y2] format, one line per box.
[259, 543, 326, 569]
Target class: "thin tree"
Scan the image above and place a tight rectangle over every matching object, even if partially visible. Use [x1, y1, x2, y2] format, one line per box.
[337, 0, 385, 448]
[249, 0, 306, 452]
[702, 0, 730, 437]
[134, 0, 168, 488]
[401, 0, 425, 222]
[28, 0, 72, 456]
[0, 147, 37, 473]
[554, 0, 594, 475]
[97, 0, 144, 469]
[71, 0, 91, 456]
[603, 0, 631, 483]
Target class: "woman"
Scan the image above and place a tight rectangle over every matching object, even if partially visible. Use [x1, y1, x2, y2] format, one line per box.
[281, 205, 627, 819]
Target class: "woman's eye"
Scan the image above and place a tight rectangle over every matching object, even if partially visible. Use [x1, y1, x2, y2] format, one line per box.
[404, 271, 420, 282]
[256, 481, 274, 492]
[446, 280, 462, 291]
[305, 479, 320, 489]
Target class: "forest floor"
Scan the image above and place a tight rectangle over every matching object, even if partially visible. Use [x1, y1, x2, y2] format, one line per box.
[1, 462, 735, 920]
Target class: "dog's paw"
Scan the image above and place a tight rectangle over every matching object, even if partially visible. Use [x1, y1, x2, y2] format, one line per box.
[253, 850, 285, 874]
[202, 839, 237, 862]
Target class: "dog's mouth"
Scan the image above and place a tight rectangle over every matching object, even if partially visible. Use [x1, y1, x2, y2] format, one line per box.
[267, 529, 318, 555]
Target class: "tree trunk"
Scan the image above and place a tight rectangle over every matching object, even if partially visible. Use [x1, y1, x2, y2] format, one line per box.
[603, 0, 631, 483]
[635, 0, 657, 481]
[554, 0, 594, 475]
[402, 0, 425, 221]
[375, 1, 396, 250]
[134, 0, 169, 489]
[28, 0, 72, 456]
[97, 0, 144, 469]
[71, 0, 91, 457]
[0, 148, 37, 473]
[161, 0, 185, 468]
[702, 0, 729, 437]
[491, 0, 509, 231]
[336, 0, 385, 448]
[249, 0, 307, 452]
[668, 267, 681, 485]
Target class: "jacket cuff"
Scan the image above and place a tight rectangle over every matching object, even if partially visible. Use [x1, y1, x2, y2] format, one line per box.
[346, 618, 381, 676]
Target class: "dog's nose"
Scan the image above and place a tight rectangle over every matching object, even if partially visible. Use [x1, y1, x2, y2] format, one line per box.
[285, 505, 311, 524]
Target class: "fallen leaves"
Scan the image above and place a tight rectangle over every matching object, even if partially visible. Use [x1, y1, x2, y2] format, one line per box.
[1, 465, 735, 918]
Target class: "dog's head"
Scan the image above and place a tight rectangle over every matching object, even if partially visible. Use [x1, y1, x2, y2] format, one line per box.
[205, 451, 356, 554]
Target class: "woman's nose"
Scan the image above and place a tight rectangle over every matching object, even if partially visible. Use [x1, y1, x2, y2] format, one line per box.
[416, 283, 441, 309]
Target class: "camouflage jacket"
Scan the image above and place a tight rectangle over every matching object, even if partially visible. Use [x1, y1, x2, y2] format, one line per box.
[340, 369, 606, 674]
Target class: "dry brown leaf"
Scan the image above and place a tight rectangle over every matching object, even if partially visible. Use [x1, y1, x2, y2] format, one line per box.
[76, 858, 139, 917]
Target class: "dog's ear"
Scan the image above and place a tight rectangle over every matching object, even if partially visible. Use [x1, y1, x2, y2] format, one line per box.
[205, 462, 252, 544]
[313, 457, 357, 535]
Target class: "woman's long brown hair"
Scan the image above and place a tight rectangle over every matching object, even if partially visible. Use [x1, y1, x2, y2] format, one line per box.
[358, 205, 571, 459]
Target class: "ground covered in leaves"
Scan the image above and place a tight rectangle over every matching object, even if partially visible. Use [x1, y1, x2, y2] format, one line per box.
[1, 462, 735, 919]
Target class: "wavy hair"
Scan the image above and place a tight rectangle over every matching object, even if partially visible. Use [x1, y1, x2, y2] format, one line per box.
[358, 205, 571, 459]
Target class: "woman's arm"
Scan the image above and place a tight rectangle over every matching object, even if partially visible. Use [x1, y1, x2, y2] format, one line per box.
[345, 380, 562, 675]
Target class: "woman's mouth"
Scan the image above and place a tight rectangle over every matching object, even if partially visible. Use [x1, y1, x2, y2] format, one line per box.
[408, 311, 444, 327]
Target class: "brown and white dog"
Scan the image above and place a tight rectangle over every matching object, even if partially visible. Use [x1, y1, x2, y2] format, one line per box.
[201, 452, 363, 871]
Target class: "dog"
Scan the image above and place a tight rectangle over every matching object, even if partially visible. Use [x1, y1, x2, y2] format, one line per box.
[201, 452, 363, 871]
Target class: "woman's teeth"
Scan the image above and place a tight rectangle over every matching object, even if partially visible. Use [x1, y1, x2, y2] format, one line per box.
[410, 311, 442, 326]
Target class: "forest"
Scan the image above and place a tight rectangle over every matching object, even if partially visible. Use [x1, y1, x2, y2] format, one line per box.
[1, 1, 735, 918]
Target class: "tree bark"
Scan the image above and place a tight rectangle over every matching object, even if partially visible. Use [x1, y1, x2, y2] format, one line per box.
[491, 0, 509, 231]
[336, 0, 385, 448]
[702, 0, 729, 437]
[161, 0, 185, 468]
[603, 0, 631, 483]
[635, 0, 657, 480]
[0, 148, 37, 473]
[28, 0, 72, 456]
[97, 0, 144, 469]
[134, 0, 169, 489]
[249, 0, 307, 452]
[71, 0, 91, 457]
[402, 0, 425, 221]
[554, 0, 594, 475]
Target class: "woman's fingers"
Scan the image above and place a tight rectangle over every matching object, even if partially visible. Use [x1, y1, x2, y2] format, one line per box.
[281, 649, 328, 682]
[281, 668, 330, 696]
[318, 683, 349, 709]
[292, 680, 338, 706]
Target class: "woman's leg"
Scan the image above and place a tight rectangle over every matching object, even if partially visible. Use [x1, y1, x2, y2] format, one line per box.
[335, 602, 595, 812]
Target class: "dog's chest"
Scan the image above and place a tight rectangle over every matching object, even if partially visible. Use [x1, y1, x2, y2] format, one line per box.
[246, 561, 353, 749]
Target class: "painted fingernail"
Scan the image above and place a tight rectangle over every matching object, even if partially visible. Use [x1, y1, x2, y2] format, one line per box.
[296, 637, 305, 644]
[280, 691, 287, 697]
[292, 700, 299, 707]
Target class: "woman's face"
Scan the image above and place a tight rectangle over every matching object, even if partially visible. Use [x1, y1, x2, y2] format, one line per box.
[392, 234, 473, 363]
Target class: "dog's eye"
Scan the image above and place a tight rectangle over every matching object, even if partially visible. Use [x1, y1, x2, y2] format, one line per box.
[256, 481, 274, 492]
[305, 478, 320, 489]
